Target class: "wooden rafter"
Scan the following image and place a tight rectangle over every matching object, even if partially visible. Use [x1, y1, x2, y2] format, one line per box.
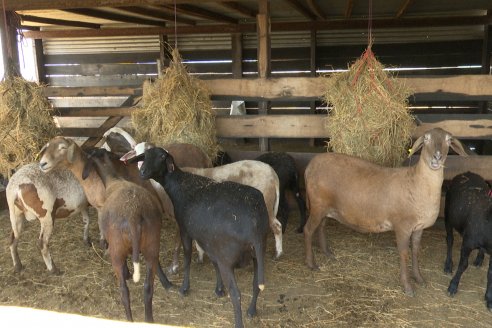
[4, 1, 222, 11]
[220, 1, 256, 19]
[161, 4, 238, 24]
[23, 14, 492, 39]
[306, 0, 326, 20]
[117, 6, 196, 25]
[19, 14, 101, 29]
[396, 0, 414, 18]
[345, 0, 354, 18]
[62, 8, 166, 27]
[284, 0, 317, 21]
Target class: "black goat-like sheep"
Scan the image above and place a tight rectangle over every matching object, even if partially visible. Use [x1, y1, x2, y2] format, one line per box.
[133, 147, 269, 328]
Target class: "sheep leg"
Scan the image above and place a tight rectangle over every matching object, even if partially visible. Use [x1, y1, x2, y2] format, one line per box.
[448, 245, 472, 297]
[444, 218, 454, 274]
[473, 248, 485, 267]
[316, 218, 334, 259]
[218, 263, 244, 328]
[303, 211, 323, 270]
[115, 264, 133, 322]
[8, 209, 24, 273]
[411, 229, 425, 285]
[143, 262, 155, 323]
[212, 261, 226, 297]
[395, 229, 414, 296]
[179, 233, 193, 296]
[278, 193, 289, 233]
[295, 193, 307, 234]
[39, 218, 59, 275]
[195, 241, 205, 263]
[81, 208, 91, 246]
[271, 217, 283, 258]
[169, 230, 181, 275]
[156, 261, 173, 290]
[247, 255, 260, 318]
[485, 258, 492, 311]
[97, 210, 108, 250]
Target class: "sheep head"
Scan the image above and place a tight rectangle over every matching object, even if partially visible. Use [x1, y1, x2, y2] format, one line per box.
[408, 128, 468, 170]
[39, 137, 77, 173]
[129, 147, 176, 181]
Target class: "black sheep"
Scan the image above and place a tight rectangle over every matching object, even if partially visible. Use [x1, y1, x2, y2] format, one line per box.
[444, 171, 492, 310]
[133, 147, 269, 328]
[256, 152, 307, 233]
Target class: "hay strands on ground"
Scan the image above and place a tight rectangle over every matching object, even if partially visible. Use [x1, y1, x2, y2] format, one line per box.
[323, 46, 416, 167]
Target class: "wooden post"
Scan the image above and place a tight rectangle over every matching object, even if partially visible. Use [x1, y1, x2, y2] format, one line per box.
[309, 29, 317, 146]
[34, 39, 47, 84]
[232, 33, 243, 78]
[480, 12, 491, 113]
[159, 34, 171, 75]
[0, 11, 20, 76]
[257, 0, 271, 151]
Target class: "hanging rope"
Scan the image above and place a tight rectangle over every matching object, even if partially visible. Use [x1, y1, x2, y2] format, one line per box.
[174, 0, 178, 49]
[367, 0, 373, 48]
[1, 0, 12, 61]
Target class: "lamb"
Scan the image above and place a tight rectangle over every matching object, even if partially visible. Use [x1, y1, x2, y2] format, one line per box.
[38, 136, 160, 249]
[256, 152, 307, 233]
[132, 147, 269, 328]
[87, 150, 172, 322]
[182, 160, 282, 258]
[444, 171, 492, 310]
[303, 128, 468, 296]
[6, 163, 90, 274]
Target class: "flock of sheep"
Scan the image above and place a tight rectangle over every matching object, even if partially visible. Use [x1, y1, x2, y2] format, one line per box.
[5, 126, 492, 327]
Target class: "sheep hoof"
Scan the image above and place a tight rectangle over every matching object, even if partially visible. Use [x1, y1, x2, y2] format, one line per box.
[404, 288, 415, 297]
[247, 308, 257, 318]
[50, 267, 61, 276]
[306, 263, 320, 271]
[83, 237, 92, 247]
[447, 288, 457, 297]
[215, 288, 226, 297]
[167, 265, 179, 275]
[179, 287, 189, 297]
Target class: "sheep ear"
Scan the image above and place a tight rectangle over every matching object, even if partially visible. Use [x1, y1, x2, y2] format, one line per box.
[165, 154, 175, 172]
[408, 136, 424, 157]
[126, 153, 144, 164]
[82, 159, 93, 180]
[120, 149, 136, 162]
[67, 142, 76, 163]
[36, 144, 48, 160]
[450, 137, 469, 157]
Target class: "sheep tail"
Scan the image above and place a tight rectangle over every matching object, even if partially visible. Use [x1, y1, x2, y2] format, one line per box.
[131, 223, 142, 283]
[254, 239, 266, 291]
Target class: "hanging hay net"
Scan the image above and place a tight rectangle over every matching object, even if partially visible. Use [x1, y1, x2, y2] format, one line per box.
[131, 48, 219, 162]
[322, 47, 416, 167]
[0, 74, 59, 179]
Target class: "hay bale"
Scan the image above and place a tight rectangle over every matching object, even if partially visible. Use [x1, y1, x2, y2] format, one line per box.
[131, 49, 219, 162]
[322, 47, 416, 167]
[0, 75, 59, 178]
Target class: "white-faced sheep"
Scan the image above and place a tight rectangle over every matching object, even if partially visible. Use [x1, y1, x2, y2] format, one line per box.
[303, 128, 468, 296]
[7, 163, 90, 274]
[88, 150, 172, 322]
[132, 147, 269, 328]
[444, 171, 492, 311]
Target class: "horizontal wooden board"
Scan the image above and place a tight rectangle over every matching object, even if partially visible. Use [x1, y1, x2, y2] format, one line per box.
[45, 63, 158, 76]
[47, 75, 152, 87]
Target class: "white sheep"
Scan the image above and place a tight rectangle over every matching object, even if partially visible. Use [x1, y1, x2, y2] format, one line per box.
[303, 128, 468, 296]
[7, 163, 90, 274]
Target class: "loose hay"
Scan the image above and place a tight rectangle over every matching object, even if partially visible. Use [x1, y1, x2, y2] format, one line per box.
[0, 75, 59, 178]
[322, 47, 416, 167]
[131, 48, 219, 162]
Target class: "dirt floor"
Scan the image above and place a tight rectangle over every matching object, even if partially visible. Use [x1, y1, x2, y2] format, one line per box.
[0, 205, 491, 328]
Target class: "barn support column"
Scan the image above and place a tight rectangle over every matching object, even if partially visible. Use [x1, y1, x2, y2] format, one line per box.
[231, 32, 246, 145]
[0, 11, 20, 77]
[257, 0, 271, 151]
[158, 34, 171, 75]
[480, 13, 491, 113]
[309, 29, 317, 147]
[34, 39, 47, 84]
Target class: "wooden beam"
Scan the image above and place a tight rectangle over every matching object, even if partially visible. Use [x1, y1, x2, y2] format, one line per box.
[345, 0, 354, 19]
[284, 0, 317, 21]
[231, 33, 243, 78]
[3, 0, 224, 11]
[306, 0, 326, 20]
[117, 6, 196, 25]
[19, 14, 101, 29]
[62, 8, 166, 27]
[0, 12, 20, 75]
[396, 0, 414, 19]
[23, 14, 492, 39]
[161, 4, 238, 24]
[44, 86, 142, 97]
[34, 39, 46, 84]
[53, 107, 134, 117]
[220, 1, 257, 18]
